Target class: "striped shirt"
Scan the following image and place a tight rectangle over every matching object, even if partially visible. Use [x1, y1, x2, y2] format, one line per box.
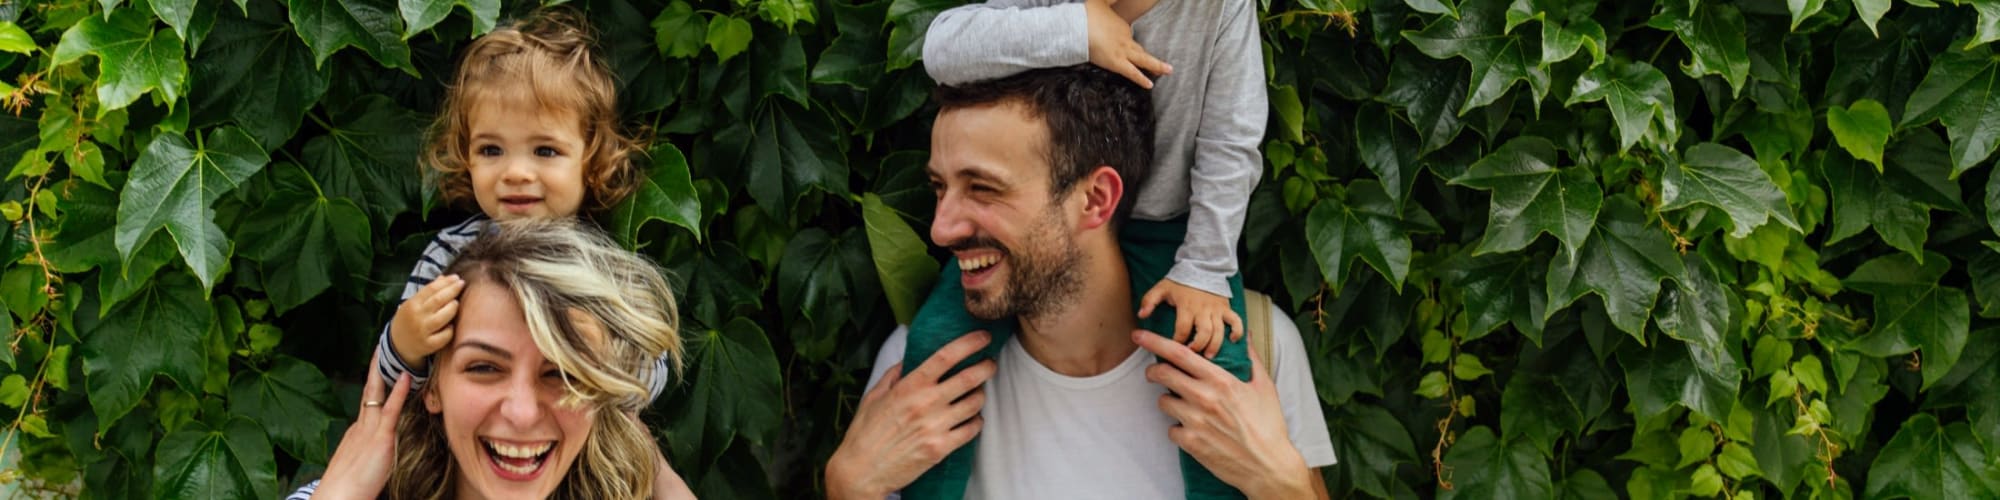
[373, 216, 672, 401]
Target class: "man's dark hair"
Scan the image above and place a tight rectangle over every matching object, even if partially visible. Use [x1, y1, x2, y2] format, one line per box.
[934, 65, 1155, 220]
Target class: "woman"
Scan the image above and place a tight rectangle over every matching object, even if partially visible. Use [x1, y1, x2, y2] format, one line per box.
[293, 218, 693, 499]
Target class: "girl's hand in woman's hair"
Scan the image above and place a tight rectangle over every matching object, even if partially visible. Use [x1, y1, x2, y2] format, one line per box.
[313, 354, 413, 500]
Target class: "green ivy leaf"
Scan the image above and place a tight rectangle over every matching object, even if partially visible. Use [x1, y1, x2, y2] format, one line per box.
[1854, 0, 1892, 35]
[742, 102, 848, 215]
[1649, 2, 1750, 96]
[285, 0, 414, 73]
[1566, 59, 1677, 152]
[705, 14, 752, 63]
[82, 272, 211, 433]
[1545, 197, 1682, 336]
[653, 0, 706, 59]
[1272, 85, 1305, 144]
[1326, 404, 1420, 499]
[1621, 337, 1738, 422]
[1402, 0, 1550, 114]
[151, 0, 196, 41]
[1447, 250, 1548, 343]
[100, 231, 175, 314]
[1792, 354, 1829, 394]
[190, 0, 330, 150]
[227, 356, 338, 463]
[115, 126, 269, 291]
[44, 180, 121, 274]
[1902, 46, 2000, 176]
[1751, 335, 1793, 379]
[751, 26, 809, 107]
[1437, 426, 1554, 499]
[1989, 156, 2000, 235]
[301, 95, 423, 222]
[759, 0, 816, 30]
[1450, 136, 1603, 258]
[1355, 104, 1424, 210]
[1827, 99, 1892, 171]
[611, 144, 702, 246]
[1844, 251, 1970, 389]
[1864, 414, 2000, 499]
[1657, 253, 1732, 383]
[1405, 0, 1457, 16]
[1503, 0, 1606, 66]
[1305, 180, 1439, 292]
[400, 0, 497, 39]
[668, 242, 763, 330]
[1381, 47, 1471, 152]
[862, 193, 935, 326]
[657, 317, 782, 468]
[884, 0, 953, 71]
[152, 417, 278, 500]
[1416, 371, 1449, 398]
[1453, 353, 1493, 380]
[1976, 245, 2000, 318]
[0, 22, 33, 54]
[1717, 442, 1760, 480]
[1752, 402, 1815, 493]
[1557, 469, 1615, 500]
[1501, 373, 1580, 455]
[776, 227, 879, 354]
[51, 7, 188, 114]
[0, 374, 25, 408]
[1675, 426, 1714, 469]
[1785, 0, 1825, 30]
[1662, 143, 1800, 237]
[237, 164, 373, 313]
[1821, 139, 1951, 261]
[1970, 0, 2000, 50]
[1826, 20, 1924, 122]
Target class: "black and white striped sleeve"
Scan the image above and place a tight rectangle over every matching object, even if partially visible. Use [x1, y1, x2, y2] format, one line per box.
[373, 217, 491, 392]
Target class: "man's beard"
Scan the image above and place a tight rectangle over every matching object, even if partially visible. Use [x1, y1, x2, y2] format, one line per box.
[958, 208, 1085, 321]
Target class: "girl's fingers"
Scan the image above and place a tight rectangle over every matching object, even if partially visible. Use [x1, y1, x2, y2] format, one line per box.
[1226, 313, 1245, 343]
[425, 299, 461, 331]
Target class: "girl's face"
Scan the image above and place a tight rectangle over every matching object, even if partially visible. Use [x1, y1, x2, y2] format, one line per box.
[466, 92, 589, 221]
[425, 278, 595, 499]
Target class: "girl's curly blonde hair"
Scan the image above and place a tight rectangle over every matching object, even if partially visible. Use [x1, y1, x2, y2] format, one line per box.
[425, 9, 643, 215]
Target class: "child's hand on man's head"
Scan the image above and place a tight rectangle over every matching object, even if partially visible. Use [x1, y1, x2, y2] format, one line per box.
[390, 275, 466, 369]
[1085, 0, 1171, 89]
[1138, 279, 1243, 359]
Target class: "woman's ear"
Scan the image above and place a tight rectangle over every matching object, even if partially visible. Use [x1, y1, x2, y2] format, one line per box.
[1078, 165, 1124, 230]
[424, 380, 444, 414]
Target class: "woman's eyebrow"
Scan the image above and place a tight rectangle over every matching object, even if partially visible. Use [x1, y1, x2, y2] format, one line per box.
[453, 340, 512, 360]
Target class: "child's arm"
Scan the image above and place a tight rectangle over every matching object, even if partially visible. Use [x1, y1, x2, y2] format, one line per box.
[1147, 0, 1268, 355]
[372, 218, 486, 388]
[923, 0, 1170, 88]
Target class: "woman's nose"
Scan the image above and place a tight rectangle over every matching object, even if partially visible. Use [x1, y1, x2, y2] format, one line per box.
[498, 374, 545, 425]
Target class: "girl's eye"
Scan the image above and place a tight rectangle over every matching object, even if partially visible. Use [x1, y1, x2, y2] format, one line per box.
[477, 145, 503, 157]
[535, 146, 560, 157]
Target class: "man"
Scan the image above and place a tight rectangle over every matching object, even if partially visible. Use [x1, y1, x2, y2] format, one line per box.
[825, 66, 1335, 499]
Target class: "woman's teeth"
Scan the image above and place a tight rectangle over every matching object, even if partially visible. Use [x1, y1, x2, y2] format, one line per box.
[961, 255, 999, 271]
[488, 440, 553, 458]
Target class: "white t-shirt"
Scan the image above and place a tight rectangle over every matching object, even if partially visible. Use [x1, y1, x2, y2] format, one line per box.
[864, 301, 1338, 499]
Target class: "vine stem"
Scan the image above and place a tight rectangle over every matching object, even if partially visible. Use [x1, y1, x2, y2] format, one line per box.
[1430, 318, 1461, 491]
[2, 173, 61, 487]
[1789, 387, 1842, 487]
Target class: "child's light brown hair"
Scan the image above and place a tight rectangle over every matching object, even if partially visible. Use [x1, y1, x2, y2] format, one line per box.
[424, 8, 642, 215]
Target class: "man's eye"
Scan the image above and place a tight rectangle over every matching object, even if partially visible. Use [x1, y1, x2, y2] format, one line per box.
[477, 145, 503, 157]
[535, 146, 560, 157]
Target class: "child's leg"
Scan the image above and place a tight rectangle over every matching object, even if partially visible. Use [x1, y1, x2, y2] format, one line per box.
[1120, 220, 1251, 500]
[900, 259, 1013, 500]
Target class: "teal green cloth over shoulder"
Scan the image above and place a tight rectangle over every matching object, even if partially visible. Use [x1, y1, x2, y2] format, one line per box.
[898, 218, 1252, 500]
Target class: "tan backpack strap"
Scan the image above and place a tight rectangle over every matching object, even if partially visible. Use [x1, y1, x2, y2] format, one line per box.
[1245, 291, 1276, 379]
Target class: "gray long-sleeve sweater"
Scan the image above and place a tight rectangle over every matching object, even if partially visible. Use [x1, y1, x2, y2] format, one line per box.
[923, 0, 1267, 297]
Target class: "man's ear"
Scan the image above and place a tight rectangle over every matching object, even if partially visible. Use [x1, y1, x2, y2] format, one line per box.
[1078, 165, 1124, 230]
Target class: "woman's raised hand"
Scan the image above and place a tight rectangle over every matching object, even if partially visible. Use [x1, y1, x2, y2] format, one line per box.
[312, 353, 413, 500]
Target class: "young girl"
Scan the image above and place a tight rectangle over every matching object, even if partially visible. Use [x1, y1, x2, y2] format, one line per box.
[903, 0, 1269, 498]
[373, 10, 674, 404]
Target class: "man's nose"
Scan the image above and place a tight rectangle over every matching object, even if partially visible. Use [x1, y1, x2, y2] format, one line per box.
[930, 191, 971, 247]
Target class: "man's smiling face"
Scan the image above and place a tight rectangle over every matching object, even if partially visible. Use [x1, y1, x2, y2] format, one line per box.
[928, 100, 1085, 321]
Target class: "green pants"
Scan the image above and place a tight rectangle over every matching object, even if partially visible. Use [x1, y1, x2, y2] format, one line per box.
[899, 219, 1252, 500]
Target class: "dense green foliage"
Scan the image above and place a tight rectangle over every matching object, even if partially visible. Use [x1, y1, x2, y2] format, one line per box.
[0, 0, 1997, 497]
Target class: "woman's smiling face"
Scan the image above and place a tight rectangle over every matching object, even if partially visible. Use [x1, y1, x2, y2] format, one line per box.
[424, 277, 595, 499]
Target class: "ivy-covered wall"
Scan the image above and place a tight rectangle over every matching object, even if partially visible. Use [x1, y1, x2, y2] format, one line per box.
[0, 0, 1996, 497]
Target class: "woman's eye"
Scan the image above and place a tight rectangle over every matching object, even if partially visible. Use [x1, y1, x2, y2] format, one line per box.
[535, 146, 560, 157]
[541, 369, 564, 379]
[467, 362, 500, 374]
[477, 145, 503, 157]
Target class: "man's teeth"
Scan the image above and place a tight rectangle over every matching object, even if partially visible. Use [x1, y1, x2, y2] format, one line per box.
[488, 440, 553, 458]
[961, 255, 999, 271]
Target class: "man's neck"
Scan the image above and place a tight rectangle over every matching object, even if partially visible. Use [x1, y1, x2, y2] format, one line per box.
[1015, 236, 1137, 377]
[1113, 0, 1159, 23]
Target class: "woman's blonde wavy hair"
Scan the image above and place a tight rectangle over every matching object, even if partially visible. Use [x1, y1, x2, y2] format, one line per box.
[424, 8, 645, 215]
[387, 218, 683, 500]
